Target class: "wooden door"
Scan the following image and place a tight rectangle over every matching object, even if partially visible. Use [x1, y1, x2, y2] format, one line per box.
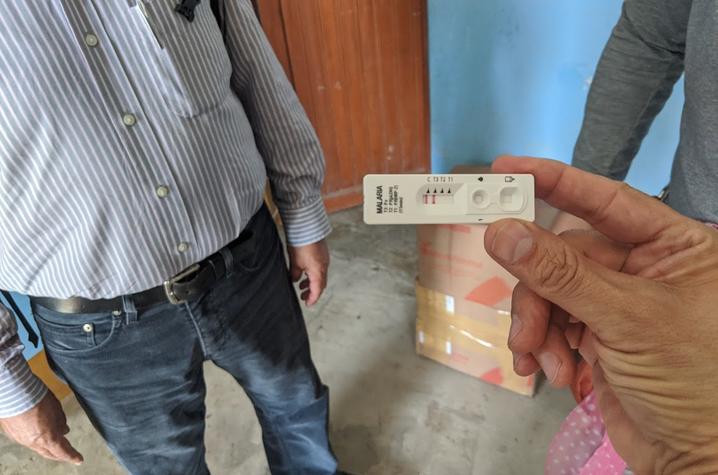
[255, 0, 430, 212]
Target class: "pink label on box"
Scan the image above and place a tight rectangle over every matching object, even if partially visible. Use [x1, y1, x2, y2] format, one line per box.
[465, 276, 513, 307]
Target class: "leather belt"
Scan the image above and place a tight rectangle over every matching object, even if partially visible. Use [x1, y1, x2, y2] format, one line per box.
[31, 229, 256, 315]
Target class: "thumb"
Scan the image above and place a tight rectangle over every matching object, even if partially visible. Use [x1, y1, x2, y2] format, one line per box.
[484, 219, 628, 329]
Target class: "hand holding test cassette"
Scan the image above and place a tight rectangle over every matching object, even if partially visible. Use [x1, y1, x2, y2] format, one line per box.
[363, 173, 535, 225]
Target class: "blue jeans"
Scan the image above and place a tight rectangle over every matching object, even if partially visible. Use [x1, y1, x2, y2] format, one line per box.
[31, 206, 338, 475]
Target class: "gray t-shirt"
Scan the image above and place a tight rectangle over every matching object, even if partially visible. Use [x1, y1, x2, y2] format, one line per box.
[573, 0, 717, 223]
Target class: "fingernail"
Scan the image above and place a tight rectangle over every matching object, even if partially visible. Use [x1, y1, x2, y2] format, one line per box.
[508, 313, 523, 345]
[490, 221, 534, 264]
[537, 352, 562, 382]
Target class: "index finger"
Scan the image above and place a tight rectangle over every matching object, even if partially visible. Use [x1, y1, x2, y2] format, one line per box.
[492, 156, 682, 243]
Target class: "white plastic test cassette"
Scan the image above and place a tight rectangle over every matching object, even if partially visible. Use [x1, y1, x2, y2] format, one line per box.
[363, 174, 535, 224]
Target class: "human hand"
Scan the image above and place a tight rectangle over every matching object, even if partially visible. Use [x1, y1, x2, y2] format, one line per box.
[288, 240, 330, 306]
[485, 156, 718, 474]
[0, 391, 83, 465]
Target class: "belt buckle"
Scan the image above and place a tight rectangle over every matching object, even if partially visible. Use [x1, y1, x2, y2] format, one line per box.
[163, 263, 201, 305]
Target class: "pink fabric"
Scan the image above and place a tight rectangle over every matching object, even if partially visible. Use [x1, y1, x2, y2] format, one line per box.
[545, 392, 626, 475]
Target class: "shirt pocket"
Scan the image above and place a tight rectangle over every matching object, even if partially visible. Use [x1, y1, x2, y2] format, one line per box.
[132, 0, 232, 117]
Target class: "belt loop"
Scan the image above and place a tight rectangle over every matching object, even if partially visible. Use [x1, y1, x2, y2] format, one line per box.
[122, 295, 139, 325]
[220, 247, 234, 277]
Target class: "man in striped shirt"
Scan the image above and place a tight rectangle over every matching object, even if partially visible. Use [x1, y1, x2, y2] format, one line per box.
[0, 1, 340, 473]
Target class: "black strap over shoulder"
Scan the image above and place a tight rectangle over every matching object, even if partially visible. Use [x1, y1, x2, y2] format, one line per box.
[210, 0, 226, 36]
[1, 291, 39, 348]
[175, 0, 202, 22]
[178, 0, 260, 40]
[174, 0, 225, 30]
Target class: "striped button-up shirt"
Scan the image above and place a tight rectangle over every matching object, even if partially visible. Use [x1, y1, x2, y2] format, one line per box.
[0, 0, 330, 417]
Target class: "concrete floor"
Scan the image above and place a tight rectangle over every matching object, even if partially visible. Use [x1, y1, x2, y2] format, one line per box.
[0, 208, 575, 475]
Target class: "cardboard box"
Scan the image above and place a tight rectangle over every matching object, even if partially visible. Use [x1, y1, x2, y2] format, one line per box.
[415, 165, 561, 396]
[416, 282, 535, 396]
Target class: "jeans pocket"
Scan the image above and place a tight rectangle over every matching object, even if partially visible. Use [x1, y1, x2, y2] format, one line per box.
[234, 229, 267, 274]
[32, 305, 120, 356]
[235, 250, 262, 274]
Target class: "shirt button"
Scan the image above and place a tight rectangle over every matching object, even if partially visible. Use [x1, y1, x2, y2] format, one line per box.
[122, 113, 137, 127]
[82, 323, 93, 333]
[84, 33, 99, 48]
[156, 185, 170, 198]
[177, 242, 190, 253]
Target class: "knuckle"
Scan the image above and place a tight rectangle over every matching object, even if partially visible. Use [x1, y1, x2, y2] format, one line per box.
[591, 182, 631, 225]
[533, 245, 583, 295]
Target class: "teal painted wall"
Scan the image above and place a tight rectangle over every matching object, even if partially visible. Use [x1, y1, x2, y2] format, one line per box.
[428, 0, 684, 194]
